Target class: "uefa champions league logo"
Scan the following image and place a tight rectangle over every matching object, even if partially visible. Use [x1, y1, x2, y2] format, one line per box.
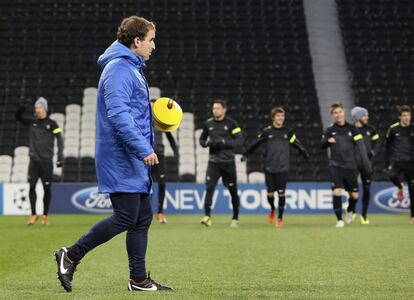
[374, 186, 410, 213]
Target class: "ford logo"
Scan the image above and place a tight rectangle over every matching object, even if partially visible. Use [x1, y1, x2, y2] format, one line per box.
[71, 187, 112, 213]
[374, 186, 410, 213]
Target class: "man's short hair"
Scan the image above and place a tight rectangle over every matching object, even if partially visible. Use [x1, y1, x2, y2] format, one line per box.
[271, 106, 285, 119]
[398, 105, 411, 116]
[212, 99, 227, 109]
[117, 16, 155, 47]
[330, 102, 344, 114]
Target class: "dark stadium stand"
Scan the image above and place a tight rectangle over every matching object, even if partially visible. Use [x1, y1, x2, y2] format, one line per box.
[337, 0, 414, 180]
[0, 0, 327, 182]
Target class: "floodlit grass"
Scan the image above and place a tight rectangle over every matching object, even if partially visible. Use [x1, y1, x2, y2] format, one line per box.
[0, 214, 413, 299]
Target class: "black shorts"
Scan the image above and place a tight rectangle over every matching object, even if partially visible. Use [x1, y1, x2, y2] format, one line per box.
[389, 161, 414, 184]
[151, 155, 166, 183]
[206, 161, 237, 189]
[329, 166, 358, 192]
[265, 172, 287, 193]
[28, 159, 53, 185]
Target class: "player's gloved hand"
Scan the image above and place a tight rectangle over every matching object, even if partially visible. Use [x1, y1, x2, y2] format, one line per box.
[173, 150, 179, 159]
[209, 138, 223, 151]
[200, 140, 210, 148]
[56, 161, 62, 168]
[383, 165, 392, 175]
[365, 165, 373, 176]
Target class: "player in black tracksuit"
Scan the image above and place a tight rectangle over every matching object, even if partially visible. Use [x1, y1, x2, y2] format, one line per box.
[152, 128, 178, 224]
[199, 99, 244, 227]
[16, 97, 64, 225]
[243, 107, 309, 227]
[321, 103, 371, 227]
[384, 105, 414, 224]
[350, 107, 381, 224]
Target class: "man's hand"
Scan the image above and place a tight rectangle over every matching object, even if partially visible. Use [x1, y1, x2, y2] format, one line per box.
[210, 138, 225, 151]
[200, 140, 210, 148]
[173, 150, 179, 158]
[143, 152, 159, 166]
[56, 161, 62, 168]
[327, 137, 336, 143]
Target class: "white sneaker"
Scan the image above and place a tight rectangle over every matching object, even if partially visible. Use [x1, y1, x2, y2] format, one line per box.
[336, 220, 345, 228]
[345, 212, 353, 225]
[230, 219, 240, 228]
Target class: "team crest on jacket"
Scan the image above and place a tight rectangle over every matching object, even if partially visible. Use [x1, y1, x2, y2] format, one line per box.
[224, 125, 228, 130]
[284, 134, 288, 139]
[348, 131, 352, 136]
[46, 124, 50, 130]
[366, 131, 371, 136]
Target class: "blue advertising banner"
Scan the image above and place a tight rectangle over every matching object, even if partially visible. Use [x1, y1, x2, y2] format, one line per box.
[47, 182, 412, 215]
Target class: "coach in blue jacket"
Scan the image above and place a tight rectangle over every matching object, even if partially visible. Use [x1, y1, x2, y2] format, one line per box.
[54, 16, 172, 292]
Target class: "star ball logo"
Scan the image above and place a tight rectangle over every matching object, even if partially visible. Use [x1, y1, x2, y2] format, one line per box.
[13, 187, 30, 211]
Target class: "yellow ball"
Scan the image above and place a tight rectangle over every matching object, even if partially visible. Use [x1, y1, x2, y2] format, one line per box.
[151, 98, 183, 132]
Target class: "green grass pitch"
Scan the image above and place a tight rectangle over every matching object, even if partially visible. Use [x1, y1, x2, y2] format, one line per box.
[0, 214, 413, 299]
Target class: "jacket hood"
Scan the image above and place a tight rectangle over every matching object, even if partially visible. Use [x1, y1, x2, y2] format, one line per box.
[97, 40, 146, 69]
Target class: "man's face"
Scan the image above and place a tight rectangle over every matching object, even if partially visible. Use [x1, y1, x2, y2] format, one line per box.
[133, 29, 156, 60]
[399, 111, 411, 126]
[35, 105, 47, 119]
[332, 107, 345, 124]
[273, 112, 285, 127]
[360, 113, 369, 125]
[212, 103, 226, 119]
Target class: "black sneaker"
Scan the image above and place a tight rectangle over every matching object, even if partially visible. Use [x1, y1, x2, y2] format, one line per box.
[54, 247, 79, 292]
[128, 273, 173, 292]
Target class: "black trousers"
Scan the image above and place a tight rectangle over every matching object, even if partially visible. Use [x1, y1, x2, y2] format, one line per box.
[28, 159, 53, 215]
[68, 193, 153, 279]
[204, 161, 240, 219]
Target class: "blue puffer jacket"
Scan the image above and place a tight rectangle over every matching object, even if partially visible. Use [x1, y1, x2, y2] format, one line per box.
[95, 41, 153, 193]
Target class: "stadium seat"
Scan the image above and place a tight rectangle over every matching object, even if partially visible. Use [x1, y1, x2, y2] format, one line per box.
[11, 172, 27, 183]
[83, 87, 98, 98]
[0, 172, 11, 183]
[14, 146, 29, 157]
[149, 86, 161, 100]
[248, 172, 265, 183]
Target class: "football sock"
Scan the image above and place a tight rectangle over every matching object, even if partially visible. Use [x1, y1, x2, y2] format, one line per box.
[228, 185, 240, 220]
[347, 196, 358, 213]
[267, 195, 275, 210]
[204, 187, 215, 217]
[362, 182, 371, 218]
[278, 194, 286, 219]
[333, 195, 342, 220]
[157, 181, 166, 214]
